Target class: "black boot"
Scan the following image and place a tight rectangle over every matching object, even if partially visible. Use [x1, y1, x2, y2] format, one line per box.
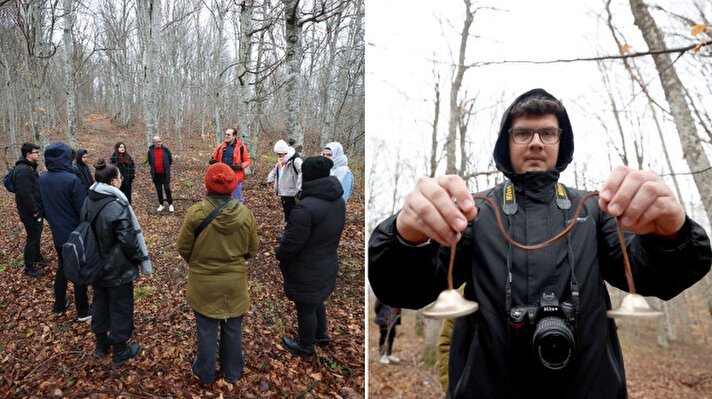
[281, 336, 315, 358]
[315, 332, 331, 347]
[111, 342, 141, 367]
[93, 332, 110, 359]
[24, 266, 43, 277]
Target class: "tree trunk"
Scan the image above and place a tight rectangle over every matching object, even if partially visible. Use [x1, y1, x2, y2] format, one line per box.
[430, 78, 441, 178]
[236, 0, 254, 151]
[628, 0, 712, 224]
[282, 0, 304, 154]
[63, 0, 77, 148]
[2, 54, 18, 161]
[137, 0, 162, 146]
[445, 0, 473, 175]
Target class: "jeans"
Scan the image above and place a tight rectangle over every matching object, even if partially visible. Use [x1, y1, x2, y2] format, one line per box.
[53, 244, 89, 316]
[192, 311, 245, 384]
[294, 302, 327, 347]
[21, 215, 43, 267]
[153, 173, 172, 205]
[379, 325, 397, 355]
[91, 282, 134, 344]
[233, 181, 243, 203]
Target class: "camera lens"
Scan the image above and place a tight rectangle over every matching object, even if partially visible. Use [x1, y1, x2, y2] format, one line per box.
[532, 316, 575, 370]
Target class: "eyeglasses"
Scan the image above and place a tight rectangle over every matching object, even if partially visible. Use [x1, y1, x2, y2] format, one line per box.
[31, 150, 40, 154]
[508, 127, 562, 145]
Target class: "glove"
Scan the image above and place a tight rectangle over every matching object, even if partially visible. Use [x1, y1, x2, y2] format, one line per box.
[231, 164, 243, 171]
[209, 159, 218, 165]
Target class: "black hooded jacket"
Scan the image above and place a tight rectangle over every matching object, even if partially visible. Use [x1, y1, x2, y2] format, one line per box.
[12, 157, 43, 221]
[276, 176, 345, 304]
[368, 89, 711, 399]
[73, 149, 94, 192]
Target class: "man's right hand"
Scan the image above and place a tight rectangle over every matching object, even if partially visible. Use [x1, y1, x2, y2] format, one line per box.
[395, 175, 477, 246]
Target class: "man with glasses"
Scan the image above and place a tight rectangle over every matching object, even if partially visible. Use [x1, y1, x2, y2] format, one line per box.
[368, 89, 711, 398]
[12, 142, 49, 277]
[209, 128, 251, 203]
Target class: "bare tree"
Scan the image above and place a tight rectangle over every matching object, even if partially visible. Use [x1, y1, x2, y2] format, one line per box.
[136, 0, 162, 146]
[62, 0, 77, 148]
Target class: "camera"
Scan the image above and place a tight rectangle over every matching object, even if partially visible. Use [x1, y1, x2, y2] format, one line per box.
[507, 292, 577, 371]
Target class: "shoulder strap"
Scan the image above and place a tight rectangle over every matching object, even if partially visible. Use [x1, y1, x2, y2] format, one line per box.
[194, 199, 232, 239]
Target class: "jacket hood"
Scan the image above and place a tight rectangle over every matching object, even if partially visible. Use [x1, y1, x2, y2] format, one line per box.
[15, 157, 38, 169]
[493, 88, 574, 179]
[301, 176, 344, 201]
[204, 196, 246, 234]
[44, 143, 74, 173]
[76, 149, 88, 166]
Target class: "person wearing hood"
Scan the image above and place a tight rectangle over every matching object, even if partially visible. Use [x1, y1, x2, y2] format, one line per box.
[38, 142, 90, 320]
[85, 159, 151, 367]
[322, 141, 353, 203]
[276, 156, 346, 358]
[73, 149, 94, 193]
[177, 162, 259, 384]
[109, 142, 135, 203]
[267, 139, 302, 236]
[368, 89, 712, 398]
[12, 142, 49, 277]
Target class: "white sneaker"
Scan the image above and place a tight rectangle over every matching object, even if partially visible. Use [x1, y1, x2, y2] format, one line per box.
[168, 204, 174, 212]
[379, 355, 390, 364]
[157, 204, 165, 212]
[387, 354, 401, 363]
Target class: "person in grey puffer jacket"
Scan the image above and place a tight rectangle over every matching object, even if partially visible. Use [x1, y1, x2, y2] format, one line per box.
[84, 159, 151, 368]
[267, 140, 302, 232]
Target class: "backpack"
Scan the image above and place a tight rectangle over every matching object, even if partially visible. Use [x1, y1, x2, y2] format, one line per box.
[3, 167, 16, 193]
[62, 198, 114, 285]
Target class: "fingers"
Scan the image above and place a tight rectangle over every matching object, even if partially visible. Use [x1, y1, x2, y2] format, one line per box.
[599, 166, 684, 236]
[396, 175, 477, 246]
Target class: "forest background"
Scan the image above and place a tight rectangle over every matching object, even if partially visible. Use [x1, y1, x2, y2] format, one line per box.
[366, 0, 712, 398]
[0, 0, 365, 397]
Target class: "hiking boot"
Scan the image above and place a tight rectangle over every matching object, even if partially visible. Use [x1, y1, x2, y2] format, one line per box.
[157, 204, 165, 212]
[53, 297, 69, 316]
[35, 257, 52, 265]
[93, 332, 110, 359]
[24, 266, 44, 277]
[315, 333, 331, 347]
[281, 336, 314, 358]
[112, 342, 141, 367]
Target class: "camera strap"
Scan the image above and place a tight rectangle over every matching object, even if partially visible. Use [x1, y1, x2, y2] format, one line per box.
[502, 181, 580, 315]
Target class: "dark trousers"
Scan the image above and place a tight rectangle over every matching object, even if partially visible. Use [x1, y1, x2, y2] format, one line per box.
[54, 244, 89, 316]
[120, 182, 132, 204]
[91, 282, 134, 344]
[192, 311, 245, 384]
[294, 302, 327, 347]
[20, 216, 43, 268]
[280, 196, 296, 224]
[153, 173, 172, 205]
[379, 325, 397, 355]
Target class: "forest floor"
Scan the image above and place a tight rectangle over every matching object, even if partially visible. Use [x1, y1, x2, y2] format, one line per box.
[367, 304, 712, 399]
[0, 114, 364, 398]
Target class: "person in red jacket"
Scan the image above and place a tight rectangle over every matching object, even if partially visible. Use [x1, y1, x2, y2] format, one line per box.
[210, 128, 251, 203]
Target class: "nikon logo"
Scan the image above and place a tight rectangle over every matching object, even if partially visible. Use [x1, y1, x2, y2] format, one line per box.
[543, 306, 557, 312]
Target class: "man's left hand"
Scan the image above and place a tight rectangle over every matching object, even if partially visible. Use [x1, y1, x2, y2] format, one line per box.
[232, 164, 243, 171]
[599, 166, 685, 238]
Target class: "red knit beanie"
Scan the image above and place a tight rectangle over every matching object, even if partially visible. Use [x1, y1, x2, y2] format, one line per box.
[205, 162, 237, 195]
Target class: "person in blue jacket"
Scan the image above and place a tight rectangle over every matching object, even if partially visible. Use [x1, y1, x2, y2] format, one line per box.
[38, 142, 90, 320]
[322, 142, 354, 203]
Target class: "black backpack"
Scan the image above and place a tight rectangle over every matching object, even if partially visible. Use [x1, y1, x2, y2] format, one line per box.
[3, 167, 15, 193]
[62, 198, 114, 285]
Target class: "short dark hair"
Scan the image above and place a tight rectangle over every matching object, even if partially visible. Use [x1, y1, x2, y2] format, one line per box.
[93, 159, 119, 183]
[227, 127, 238, 137]
[21, 142, 40, 158]
[509, 95, 565, 119]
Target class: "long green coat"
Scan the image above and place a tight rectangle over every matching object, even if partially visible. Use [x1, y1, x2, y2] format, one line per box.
[178, 196, 259, 319]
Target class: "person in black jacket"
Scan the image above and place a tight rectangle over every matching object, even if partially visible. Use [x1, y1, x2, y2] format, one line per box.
[109, 142, 135, 203]
[368, 89, 712, 399]
[85, 159, 151, 367]
[73, 149, 94, 193]
[39, 143, 90, 319]
[276, 156, 346, 358]
[12, 142, 48, 277]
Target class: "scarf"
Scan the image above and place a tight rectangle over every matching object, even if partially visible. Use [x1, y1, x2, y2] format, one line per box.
[90, 182, 152, 274]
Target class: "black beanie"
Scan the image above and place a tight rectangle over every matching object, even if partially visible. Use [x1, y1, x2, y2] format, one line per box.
[302, 156, 333, 182]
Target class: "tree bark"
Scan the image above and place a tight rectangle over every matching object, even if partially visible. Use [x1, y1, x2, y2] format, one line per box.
[628, 0, 712, 223]
[63, 0, 77, 148]
[282, 0, 304, 154]
[136, 0, 162, 146]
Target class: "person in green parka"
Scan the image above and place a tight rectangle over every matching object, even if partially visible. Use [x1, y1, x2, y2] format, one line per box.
[177, 162, 259, 385]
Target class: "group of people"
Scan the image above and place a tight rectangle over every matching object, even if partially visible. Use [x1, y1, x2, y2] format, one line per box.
[10, 129, 353, 385]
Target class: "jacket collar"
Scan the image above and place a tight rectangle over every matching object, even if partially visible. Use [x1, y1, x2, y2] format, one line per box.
[507, 170, 560, 202]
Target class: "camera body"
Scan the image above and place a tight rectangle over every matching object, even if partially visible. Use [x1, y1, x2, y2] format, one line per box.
[507, 292, 577, 371]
